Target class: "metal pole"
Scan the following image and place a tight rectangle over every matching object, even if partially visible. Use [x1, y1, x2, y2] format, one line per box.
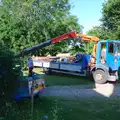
[31, 73, 35, 119]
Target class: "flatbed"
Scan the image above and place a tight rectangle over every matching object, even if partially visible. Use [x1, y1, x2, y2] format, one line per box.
[33, 54, 90, 76]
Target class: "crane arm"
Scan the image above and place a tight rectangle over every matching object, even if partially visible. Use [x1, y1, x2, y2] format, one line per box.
[51, 32, 99, 43]
[51, 32, 76, 43]
[76, 33, 99, 42]
[17, 31, 99, 57]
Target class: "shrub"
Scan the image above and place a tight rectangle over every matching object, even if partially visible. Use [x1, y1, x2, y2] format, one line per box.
[0, 44, 22, 116]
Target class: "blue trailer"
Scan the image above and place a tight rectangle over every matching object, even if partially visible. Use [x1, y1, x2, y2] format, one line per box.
[14, 74, 45, 100]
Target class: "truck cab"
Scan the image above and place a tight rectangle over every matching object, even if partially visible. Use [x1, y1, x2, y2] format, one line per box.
[93, 40, 120, 84]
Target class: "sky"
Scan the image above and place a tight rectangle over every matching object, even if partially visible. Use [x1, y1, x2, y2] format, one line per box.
[69, 0, 106, 33]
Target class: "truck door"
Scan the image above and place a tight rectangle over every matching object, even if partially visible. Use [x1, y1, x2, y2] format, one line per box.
[100, 43, 106, 64]
[115, 42, 120, 70]
[96, 42, 106, 64]
[106, 42, 116, 70]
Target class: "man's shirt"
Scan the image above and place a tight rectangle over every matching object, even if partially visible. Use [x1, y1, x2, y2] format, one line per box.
[27, 59, 33, 68]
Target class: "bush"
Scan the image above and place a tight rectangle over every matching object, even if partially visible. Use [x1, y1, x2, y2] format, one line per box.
[0, 44, 22, 116]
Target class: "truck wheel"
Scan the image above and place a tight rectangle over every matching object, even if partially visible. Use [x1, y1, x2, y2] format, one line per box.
[93, 69, 107, 84]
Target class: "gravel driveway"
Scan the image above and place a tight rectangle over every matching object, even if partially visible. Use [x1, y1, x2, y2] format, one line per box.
[40, 83, 120, 99]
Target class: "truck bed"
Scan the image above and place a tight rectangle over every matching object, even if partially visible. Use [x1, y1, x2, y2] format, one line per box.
[33, 60, 82, 71]
[32, 54, 90, 76]
[33, 60, 88, 76]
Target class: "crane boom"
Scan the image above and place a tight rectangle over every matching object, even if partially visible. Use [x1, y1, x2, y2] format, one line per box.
[17, 31, 99, 57]
[51, 32, 76, 44]
[76, 33, 99, 42]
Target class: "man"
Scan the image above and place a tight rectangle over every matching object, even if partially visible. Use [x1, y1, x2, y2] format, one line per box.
[101, 45, 106, 64]
[27, 57, 34, 76]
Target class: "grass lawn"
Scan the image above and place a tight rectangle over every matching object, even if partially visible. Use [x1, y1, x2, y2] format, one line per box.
[32, 68, 94, 86]
[4, 96, 120, 120]
[45, 74, 93, 86]
[5, 68, 119, 120]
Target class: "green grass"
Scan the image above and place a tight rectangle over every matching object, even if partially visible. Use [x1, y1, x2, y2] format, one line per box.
[9, 68, 119, 120]
[31, 68, 93, 86]
[45, 74, 93, 86]
[3, 96, 120, 120]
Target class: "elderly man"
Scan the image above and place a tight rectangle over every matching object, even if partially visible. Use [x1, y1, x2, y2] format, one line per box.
[27, 57, 34, 76]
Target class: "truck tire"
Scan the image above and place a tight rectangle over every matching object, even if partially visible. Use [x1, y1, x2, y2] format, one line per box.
[93, 69, 107, 84]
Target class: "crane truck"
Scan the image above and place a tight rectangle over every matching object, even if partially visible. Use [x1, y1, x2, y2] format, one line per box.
[19, 32, 120, 84]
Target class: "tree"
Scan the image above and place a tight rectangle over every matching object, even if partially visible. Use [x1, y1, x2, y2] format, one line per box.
[86, 26, 112, 39]
[0, 0, 82, 56]
[86, 26, 102, 38]
[101, 0, 120, 39]
[0, 43, 22, 116]
[101, 0, 120, 31]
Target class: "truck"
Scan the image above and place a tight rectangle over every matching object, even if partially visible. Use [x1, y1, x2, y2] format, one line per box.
[19, 31, 120, 84]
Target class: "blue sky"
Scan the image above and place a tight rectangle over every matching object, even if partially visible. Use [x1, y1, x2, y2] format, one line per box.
[69, 0, 106, 33]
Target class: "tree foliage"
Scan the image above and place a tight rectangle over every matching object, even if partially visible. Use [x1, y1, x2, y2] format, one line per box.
[0, 44, 22, 114]
[0, 0, 81, 56]
[86, 26, 102, 38]
[101, 0, 120, 39]
[101, 0, 120, 31]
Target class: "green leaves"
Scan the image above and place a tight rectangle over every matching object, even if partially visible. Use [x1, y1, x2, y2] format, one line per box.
[101, 0, 120, 39]
[101, 0, 120, 31]
[0, 44, 22, 108]
[0, 0, 81, 56]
